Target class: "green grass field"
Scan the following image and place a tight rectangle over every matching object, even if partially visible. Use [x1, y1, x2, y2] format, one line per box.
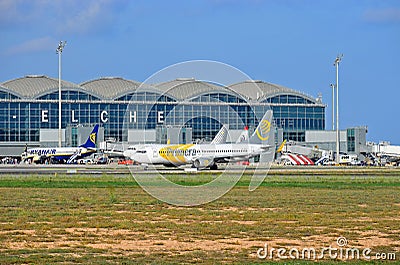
[0, 170, 399, 264]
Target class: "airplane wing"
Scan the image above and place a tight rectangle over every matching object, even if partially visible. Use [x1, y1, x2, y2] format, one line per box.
[215, 156, 249, 163]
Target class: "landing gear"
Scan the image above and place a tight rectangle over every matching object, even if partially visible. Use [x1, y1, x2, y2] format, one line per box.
[210, 164, 218, 170]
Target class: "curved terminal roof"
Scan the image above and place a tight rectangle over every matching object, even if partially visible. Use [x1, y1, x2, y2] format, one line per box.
[0, 84, 10, 93]
[229, 80, 318, 103]
[80, 77, 142, 100]
[154, 78, 243, 101]
[0, 76, 321, 104]
[2, 75, 81, 99]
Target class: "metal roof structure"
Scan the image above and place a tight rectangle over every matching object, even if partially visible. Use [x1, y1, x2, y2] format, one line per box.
[154, 78, 242, 101]
[80, 77, 142, 100]
[229, 80, 317, 102]
[2, 75, 81, 99]
[1, 75, 321, 104]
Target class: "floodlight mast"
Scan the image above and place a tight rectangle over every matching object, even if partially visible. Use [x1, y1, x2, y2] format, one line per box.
[56, 41, 66, 148]
[330, 83, 335, 130]
[333, 54, 343, 164]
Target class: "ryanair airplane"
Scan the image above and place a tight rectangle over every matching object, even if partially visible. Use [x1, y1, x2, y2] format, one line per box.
[21, 124, 99, 164]
[123, 110, 274, 169]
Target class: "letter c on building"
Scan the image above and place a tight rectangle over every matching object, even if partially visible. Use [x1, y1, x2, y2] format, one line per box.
[101, 110, 109, 123]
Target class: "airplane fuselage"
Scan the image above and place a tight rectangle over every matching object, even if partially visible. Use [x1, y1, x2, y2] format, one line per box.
[21, 124, 100, 164]
[124, 143, 265, 168]
[23, 147, 96, 162]
[123, 110, 274, 169]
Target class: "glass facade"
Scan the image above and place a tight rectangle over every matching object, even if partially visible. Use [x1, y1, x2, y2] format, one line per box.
[347, 128, 355, 152]
[0, 78, 325, 145]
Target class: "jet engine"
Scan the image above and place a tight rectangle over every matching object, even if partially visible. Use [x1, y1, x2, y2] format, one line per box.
[193, 157, 214, 169]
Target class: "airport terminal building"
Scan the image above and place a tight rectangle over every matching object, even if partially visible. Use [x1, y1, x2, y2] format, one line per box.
[0, 75, 326, 156]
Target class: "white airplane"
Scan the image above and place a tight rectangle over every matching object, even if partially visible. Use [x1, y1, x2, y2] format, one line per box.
[123, 110, 274, 169]
[21, 124, 99, 164]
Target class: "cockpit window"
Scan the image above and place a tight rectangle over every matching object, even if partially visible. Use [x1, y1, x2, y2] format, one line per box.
[137, 150, 147, 154]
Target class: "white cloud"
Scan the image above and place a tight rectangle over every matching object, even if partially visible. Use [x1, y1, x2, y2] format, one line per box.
[5, 36, 56, 55]
[0, 0, 123, 34]
[364, 7, 400, 23]
[0, 0, 25, 25]
[60, 0, 114, 34]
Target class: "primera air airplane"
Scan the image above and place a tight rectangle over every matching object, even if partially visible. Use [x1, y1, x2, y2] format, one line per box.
[123, 110, 274, 169]
[21, 124, 99, 164]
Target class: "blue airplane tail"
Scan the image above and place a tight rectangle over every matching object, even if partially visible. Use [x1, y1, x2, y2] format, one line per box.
[79, 124, 99, 148]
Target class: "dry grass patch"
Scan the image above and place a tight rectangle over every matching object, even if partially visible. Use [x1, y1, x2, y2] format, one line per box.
[0, 173, 399, 264]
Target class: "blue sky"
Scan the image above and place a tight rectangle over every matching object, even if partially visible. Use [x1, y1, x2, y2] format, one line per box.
[1, 0, 400, 144]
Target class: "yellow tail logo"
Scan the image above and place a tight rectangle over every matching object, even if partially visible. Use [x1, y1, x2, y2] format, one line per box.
[90, 133, 96, 143]
[256, 119, 271, 141]
[276, 139, 287, 153]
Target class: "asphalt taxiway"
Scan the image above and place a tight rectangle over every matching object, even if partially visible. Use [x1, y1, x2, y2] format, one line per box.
[0, 164, 399, 176]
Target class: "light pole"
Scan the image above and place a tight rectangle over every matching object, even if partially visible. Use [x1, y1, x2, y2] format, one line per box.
[333, 54, 343, 164]
[56, 41, 66, 148]
[329, 83, 335, 131]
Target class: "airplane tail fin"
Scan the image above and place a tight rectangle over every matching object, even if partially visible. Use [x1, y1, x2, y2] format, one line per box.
[211, 125, 228, 144]
[276, 139, 287, 153]
[249, 110, 274, 145]
[248, 111, 275, 191]
[79, 124, 99, 149]
[235, 126, 249, 143]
